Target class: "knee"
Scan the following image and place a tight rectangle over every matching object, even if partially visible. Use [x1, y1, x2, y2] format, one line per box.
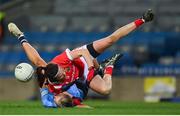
[100, 86, 112, 95]
[107, 35, 117, 44]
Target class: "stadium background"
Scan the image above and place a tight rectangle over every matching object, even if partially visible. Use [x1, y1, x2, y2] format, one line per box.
[0, 0, 180, 112]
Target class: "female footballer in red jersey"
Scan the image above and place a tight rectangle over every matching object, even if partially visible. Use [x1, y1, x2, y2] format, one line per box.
[8, 9, 154, 97]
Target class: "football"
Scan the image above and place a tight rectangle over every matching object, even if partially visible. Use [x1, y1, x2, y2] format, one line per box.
[14, 63, 34, 82]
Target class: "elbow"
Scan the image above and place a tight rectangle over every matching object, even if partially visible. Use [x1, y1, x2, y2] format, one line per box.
[34, 60, 42, 66]
[41, 99, 49, 107]
[34, 58, 46, 67]
[41, 99, 57, 108]
[42, 101, 49, 107]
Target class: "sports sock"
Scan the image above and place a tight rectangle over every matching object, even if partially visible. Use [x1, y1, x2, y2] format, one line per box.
[134, 19, 145, 27]
[18, 35, 28, 45]
[87, 66, 95, 82]
[104, 65, 114, 75]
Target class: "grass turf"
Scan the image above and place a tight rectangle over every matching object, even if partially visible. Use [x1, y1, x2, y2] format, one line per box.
[0, 100, 180, 115]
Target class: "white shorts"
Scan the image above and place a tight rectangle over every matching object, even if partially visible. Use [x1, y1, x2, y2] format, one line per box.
[74, 45, 94, 83]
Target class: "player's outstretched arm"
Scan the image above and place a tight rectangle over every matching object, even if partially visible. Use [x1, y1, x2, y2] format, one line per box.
[40, 87, 58, 108]
[21, 42, 47, 66]
[70, 49, 94, 69]
[8, 23, 47, 67]
[70, 49, 95, 82]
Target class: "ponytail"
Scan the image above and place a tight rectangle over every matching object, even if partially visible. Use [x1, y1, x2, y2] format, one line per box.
[36, 63, 60, 85]
[36, 66, 47, 88]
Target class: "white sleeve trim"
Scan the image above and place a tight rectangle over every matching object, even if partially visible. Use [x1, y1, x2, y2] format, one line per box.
[65, 48, 73, 60]
[40, 88, 49, 97]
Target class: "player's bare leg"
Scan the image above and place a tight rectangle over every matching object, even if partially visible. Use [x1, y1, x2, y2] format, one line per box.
[89, 9, 154, 95]
[93, 9, 154, 53]
[90, 53, 123, 95]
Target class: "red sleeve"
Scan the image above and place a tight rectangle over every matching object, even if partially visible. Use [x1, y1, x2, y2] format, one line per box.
[73, 58, 84, 77]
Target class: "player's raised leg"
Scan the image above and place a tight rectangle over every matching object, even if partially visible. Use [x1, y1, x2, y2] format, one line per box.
[89, 9, 154, 95]
[92, 9, 154, 54]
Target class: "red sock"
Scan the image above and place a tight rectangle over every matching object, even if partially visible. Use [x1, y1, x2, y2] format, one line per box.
[134, 19, 145, 27]
[104, 66, 113, 75]
[87, 67, 95, 82]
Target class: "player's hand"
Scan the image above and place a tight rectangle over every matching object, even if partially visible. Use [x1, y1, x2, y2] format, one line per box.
[142, 9, 154, 22]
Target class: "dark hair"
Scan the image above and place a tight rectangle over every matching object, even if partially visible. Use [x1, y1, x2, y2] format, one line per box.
[45, 63, 59, 83]
[36, 66, 46, 88]
[36, 63, 59, 85]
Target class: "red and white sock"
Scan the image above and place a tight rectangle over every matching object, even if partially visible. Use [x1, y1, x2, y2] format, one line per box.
[104, 65, 114, 75]
[134, 19, 145, 28]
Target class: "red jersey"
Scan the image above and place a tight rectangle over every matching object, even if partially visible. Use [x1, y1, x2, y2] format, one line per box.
[48, 49, 84, 95]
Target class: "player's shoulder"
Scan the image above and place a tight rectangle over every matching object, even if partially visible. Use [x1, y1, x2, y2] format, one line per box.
[51, 48, 73, 65]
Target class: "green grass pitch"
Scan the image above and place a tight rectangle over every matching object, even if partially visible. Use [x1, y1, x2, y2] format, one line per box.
[0, 100, 180, 115]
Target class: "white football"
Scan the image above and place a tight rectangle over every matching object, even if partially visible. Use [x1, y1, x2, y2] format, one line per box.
[14, 63, 34, 82]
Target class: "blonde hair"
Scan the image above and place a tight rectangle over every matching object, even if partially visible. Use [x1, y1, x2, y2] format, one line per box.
[55, 93, 73, 107]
